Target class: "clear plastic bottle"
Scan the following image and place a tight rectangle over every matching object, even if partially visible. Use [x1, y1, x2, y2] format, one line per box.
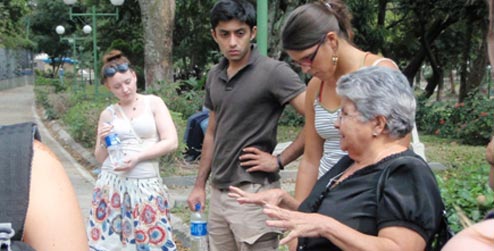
[190, 203, 208, 251]
[104, 132, 124, 169]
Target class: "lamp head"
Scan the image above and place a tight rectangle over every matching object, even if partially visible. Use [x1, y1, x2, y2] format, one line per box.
[63, 0, 77, 5]
[110, 0, 125, 6]
[55, 25, 65, 35]
[83, 25, 92, 34]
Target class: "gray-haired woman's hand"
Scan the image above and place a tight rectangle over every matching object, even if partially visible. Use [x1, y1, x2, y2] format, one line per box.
[263, 204, 326, 245]
[228, 186, 285, 206]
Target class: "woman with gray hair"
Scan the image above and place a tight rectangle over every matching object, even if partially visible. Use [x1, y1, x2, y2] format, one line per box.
[229, 67, 445, 251]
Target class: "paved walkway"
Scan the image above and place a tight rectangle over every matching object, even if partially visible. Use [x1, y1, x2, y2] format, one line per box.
[0, 84, 95, 222]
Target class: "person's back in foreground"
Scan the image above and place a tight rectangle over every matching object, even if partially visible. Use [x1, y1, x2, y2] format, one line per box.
[186, 0, 306, 250]
[0, 122, 88, 251]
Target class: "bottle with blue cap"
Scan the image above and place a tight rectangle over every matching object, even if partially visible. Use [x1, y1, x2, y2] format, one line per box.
[104, 127, 124, 169]
[190, 203, 208, 251]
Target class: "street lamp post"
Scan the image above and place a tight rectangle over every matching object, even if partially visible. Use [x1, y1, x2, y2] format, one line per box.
[56, 24, 91, 92]
[63, 0, 125, 96]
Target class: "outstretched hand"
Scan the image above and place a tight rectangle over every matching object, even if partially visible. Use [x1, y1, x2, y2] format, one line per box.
[263, 204, 326, 245]
[228, 186, 284, 207]
[240, 147, 278, 173]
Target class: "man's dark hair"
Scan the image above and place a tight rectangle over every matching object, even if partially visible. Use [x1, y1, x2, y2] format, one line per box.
[210, 0, 256, 29]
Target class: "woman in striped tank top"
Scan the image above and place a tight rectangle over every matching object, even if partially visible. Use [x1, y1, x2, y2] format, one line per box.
[280, 0, 402, 203]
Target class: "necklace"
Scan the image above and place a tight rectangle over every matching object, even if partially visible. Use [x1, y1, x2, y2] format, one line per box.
[334, 145, 406, 187]
[325, 170, 345, 189]
[133, 97, 139, 111]
[118, 97, 139, 120]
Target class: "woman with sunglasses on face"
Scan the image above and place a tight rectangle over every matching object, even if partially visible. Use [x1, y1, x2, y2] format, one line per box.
[88, 50, 178, 251]
[284, 0, 404, 203]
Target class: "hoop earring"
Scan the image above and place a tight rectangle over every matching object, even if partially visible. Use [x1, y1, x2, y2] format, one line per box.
[332, 55, 338, 65]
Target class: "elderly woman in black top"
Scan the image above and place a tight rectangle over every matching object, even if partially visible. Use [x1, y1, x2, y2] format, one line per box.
[229, 66, 444, 251]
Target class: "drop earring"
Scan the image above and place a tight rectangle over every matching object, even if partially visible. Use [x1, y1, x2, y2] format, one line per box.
[332, 55, 338, 65]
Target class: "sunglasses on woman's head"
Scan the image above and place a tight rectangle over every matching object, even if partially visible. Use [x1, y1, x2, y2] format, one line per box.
[103, 63, 129, 77]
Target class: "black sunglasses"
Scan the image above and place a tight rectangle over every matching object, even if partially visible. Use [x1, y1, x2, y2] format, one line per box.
[103, 63, 129, 78]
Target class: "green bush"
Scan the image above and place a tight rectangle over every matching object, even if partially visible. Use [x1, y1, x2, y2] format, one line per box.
[422, 135, 493, 233]
[416, 94, 494, 145]
[279, 105, 304, 127]
[437, 164, 494, 232]
[34, 83, 59, 120]
[146, 80, 206, 120]
[159, 110, 187, 177]
[62, 101, 103, 148]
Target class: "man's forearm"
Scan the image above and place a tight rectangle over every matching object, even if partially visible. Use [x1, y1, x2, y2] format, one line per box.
[194, 132, 214, 188]
[278, 127, 305, 167]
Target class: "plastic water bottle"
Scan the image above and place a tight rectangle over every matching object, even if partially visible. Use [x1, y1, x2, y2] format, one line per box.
[190, 203, 208, 251]
[104, 132, 124, 168]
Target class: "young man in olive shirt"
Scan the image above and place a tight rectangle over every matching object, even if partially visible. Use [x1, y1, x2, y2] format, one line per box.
[187, 0, 306, 250]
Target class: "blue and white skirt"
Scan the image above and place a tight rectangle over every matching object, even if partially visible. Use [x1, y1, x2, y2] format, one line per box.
[87, 171, 176, 251]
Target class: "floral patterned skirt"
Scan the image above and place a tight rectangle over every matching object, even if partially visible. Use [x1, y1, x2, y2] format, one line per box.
[87, 171, 176, 251]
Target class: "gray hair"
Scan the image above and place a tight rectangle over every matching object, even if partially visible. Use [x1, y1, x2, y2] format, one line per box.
[336, 66, 415, 139]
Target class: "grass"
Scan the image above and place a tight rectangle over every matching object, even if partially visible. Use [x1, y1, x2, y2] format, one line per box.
[277, 125, 302, 143]
[420, 135, 487, 169]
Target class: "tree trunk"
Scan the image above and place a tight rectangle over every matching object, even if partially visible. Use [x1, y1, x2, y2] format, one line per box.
[449, 69, 456, 95]
[466, 37, 488, 97]
[459, 16, 474, 102]
[402, 15, 458, 90]
[487, 0, 494, 69]
[417, 13, 445, 99]
[138, 0, 175, 90]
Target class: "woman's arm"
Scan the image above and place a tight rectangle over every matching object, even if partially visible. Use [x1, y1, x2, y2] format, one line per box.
[486, 137, 494, 190]
[94, 109, 113, 163]
[135, 95, 178, 162]
[264, 204, 426, 251]
[294, 77, 325, 202]
[442, 219, 494, 251]
[24, 141, 89, 251]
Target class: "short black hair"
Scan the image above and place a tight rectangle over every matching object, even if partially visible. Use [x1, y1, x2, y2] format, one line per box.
[210, 0, 256, 29]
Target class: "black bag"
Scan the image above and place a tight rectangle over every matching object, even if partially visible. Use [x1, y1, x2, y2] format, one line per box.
[184, 111, 209, 161]
[428, 212, 454, 251]
[376, 155, 454, 251]
[0, 122, 39, 251]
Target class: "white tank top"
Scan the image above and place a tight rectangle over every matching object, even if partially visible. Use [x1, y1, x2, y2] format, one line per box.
[102, 95, 161, 178]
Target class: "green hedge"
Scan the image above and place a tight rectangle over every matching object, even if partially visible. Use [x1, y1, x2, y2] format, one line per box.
[416, 94, 494, 145]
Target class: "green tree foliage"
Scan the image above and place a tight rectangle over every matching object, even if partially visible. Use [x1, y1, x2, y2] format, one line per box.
[0, 0, 33, 48]
[29, 0, 72, 72]
[173, 0, 218, 80]
[13, 0, 494, 102]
